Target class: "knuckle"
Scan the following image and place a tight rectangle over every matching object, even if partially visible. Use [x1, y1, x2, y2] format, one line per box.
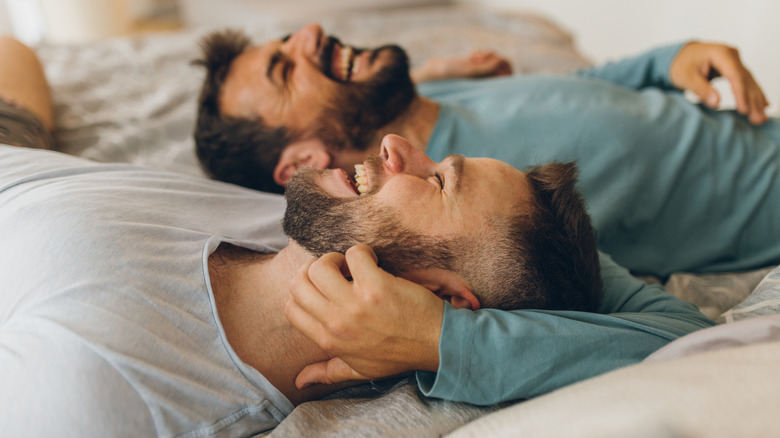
[324, 318, 346, 337]
[358, 286, 382, 307]
[724, 45, 739, 57]
[282, 300, 298, 320]
[347, 244, 367, 256]
[308, 256, 328, 277]
[317, 336, 335, 353]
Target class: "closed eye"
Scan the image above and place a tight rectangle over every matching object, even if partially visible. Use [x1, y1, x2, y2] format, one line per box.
[281, 60, 293, 83]
[434, 172, 444, 189]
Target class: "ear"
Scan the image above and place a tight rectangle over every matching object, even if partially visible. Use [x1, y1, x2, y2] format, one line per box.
[273, 139, 331, 185]
[405, 269, 480, 310]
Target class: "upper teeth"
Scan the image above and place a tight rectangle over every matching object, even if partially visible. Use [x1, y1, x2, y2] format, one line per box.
[354, 164, 368, 195]
[340, 46, 354, 81]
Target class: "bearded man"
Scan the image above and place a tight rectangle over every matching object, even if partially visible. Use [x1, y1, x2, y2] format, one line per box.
[193, 24, 780, 280]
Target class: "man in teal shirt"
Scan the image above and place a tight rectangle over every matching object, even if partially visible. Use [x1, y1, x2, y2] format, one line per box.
[282, 134, 714, 405]
[419, 42, 779, 277]
[194, 25, 778, 279]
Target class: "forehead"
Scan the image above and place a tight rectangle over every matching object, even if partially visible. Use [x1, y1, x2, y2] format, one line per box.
[459, 158, 531, 219]
[219, 41, 282, 120]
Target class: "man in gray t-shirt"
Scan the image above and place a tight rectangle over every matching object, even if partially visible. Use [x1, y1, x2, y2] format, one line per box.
[0, 146, 296, 435]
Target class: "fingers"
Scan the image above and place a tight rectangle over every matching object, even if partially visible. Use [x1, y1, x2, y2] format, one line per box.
[735, 72, 769, 125]
[295, 358, 368, 389]
[284, 295, 328, 350]
[343, 244, 383, 285]
[684, 71, 721, 109]
[285, 245, 383, 346]
[303, 252, 353, 305]
[673, 42, 769, 125]
[288, 260, 330, 314]
[285, 253, 350, 341]
[712, 48, 769, 124]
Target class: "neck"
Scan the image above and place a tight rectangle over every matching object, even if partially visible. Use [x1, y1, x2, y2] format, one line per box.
[208, 242, 352, 405]
[374, 96, 439, 153]
[328, 97, 439, 172]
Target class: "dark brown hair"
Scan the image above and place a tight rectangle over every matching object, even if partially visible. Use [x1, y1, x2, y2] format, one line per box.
[467, 161, 602, 311]
[192, 29, 288, 194]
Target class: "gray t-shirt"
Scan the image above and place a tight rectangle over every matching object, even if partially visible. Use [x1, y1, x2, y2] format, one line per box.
[0, 146, 293, 436]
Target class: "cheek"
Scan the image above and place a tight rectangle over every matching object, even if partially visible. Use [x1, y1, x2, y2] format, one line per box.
[297, 66, 340, 96]
[375, 180, 452, 235]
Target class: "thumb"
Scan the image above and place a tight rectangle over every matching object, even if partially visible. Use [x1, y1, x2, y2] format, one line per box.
[295, 357, 370, 389]
[686, 73, 720, 108]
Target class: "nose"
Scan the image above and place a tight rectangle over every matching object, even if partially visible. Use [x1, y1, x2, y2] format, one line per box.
[285, 23, 324, 59]
[380, 134, 435, 176]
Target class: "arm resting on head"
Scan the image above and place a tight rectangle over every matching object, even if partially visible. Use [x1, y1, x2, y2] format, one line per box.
[417, 252, 715, 405]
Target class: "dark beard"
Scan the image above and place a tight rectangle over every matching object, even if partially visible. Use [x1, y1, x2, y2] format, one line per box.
[283, 166, 460, 276]
[282, 167, 367, 257]
[314, 44, 416, 152]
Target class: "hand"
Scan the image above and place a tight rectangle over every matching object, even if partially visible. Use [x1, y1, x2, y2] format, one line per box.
[284, 244, 444, 389]
[669, 42, 769, 124]
[411, 50, 513, 83]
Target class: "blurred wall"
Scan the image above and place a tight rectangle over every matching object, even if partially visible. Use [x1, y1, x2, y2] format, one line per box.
[0, 2, 10, 34]
[179, 0, 451, 28]
[2, 0, 179, 44]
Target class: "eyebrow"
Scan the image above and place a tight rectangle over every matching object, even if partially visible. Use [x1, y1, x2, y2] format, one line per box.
[447, 154, 465, 195]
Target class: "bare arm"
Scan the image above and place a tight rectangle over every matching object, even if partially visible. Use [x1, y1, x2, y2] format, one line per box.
[0, 36, 53, 134]
[411, 50, 513, 83]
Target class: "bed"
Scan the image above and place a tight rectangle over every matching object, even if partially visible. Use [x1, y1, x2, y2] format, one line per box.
[34, 4, 780, 436]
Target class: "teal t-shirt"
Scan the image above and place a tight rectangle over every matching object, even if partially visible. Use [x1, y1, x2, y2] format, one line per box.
[419, 43, 780, 277]
[417, 251, 714, 405]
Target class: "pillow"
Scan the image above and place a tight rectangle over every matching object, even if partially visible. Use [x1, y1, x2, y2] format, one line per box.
[718, 265, 780, 323]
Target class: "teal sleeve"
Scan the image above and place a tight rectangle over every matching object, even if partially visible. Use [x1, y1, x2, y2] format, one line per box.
[416, 253, 715, 405]
[574, 42, 688, 90]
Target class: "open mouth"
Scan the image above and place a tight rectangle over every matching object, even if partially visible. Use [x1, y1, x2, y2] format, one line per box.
[337, 164, 370, 196]
[323, 161, 374, 198]
[324, 39, 359, 82]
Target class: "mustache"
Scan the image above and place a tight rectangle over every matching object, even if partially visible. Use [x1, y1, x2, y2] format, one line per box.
[361, 153, 385, 196]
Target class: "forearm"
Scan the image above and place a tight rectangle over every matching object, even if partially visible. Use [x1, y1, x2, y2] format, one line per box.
[411, 63, 438, 84]
[411, 51, 512, 83]
[574, 42, 687, 90]
[418, 303, 714, 405]
[418, 253, 715, 405]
